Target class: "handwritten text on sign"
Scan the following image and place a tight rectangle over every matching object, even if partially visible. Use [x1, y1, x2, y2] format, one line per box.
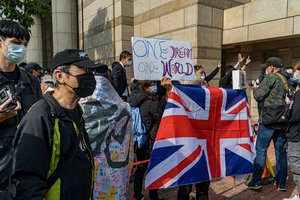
[131, 37, 194, 80]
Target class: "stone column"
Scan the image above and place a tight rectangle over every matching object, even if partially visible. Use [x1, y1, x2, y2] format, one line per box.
[52, 0, 78, 54]
[25, 15, 43, 65]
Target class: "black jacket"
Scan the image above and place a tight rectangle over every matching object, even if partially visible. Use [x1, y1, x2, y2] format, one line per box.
[129, 90, 162, 141]
[0, 67, 42, 186]
[111, 62, 128, 97]
[0, 67, 42, 137]
[286, 90, 300, 142]
[10, 92, 94, 200]
[219, 69, 234, 89]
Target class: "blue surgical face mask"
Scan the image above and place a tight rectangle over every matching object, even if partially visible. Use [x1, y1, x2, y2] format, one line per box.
[126, 60, 132, 66]
[0, 39, 27, 64]
[150, 85, 157, 94]
[293, 72, 300, 83]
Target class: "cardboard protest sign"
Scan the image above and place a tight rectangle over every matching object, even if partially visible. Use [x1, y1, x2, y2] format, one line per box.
[131, 37, 194, 80]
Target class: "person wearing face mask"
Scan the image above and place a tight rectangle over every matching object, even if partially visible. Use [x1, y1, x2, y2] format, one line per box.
[245, 57, 288, 191]
[194, 63, 221, 86]
[129, 80, 163, 200]
[282, 61, 300, 200]
[180, 63, 221, 87]
[0, 20, 42, 199]
[292, 62, 300, 84]
[25, 62, 43, 81]
[111, 50, 133, 102]
[10, 49, 104, 200]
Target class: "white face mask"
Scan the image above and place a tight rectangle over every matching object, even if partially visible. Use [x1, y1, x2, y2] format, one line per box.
[195, 74, 205, 80]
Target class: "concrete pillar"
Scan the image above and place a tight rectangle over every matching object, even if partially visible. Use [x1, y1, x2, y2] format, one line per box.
[52, 0, 78, 54]
[26, 15, 43, 66]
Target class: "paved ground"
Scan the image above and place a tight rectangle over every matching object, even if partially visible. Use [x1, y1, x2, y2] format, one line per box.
[127, 142, 298, 200]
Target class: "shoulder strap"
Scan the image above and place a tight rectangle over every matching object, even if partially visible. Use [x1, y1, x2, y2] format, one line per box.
[47, 121, 82, 190]
[275, 73, 288, 92]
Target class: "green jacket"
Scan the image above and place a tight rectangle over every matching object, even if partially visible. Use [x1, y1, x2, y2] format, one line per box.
[10, 92, 94, 200]
[253, 72, 286, 122]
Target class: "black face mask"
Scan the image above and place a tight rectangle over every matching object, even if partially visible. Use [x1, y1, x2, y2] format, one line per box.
[66, 72, 96, 97]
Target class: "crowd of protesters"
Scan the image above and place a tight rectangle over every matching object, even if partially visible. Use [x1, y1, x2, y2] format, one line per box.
[1, 19, 300, 200]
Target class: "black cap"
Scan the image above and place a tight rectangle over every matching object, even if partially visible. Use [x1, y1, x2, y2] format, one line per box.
[51, 49, 107, 73]
[266, 57, 282, 68]
[260, 63, 268, 68]
[26, 62, 42, 72]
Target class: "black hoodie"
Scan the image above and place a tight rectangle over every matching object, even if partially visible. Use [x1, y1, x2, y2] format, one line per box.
[10, 92, 94, 200]
[129, 90, 162, 142]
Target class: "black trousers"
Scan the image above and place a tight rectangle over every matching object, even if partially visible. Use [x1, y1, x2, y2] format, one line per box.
[177, 181, 210, 200]
[134, 142, 159, 200]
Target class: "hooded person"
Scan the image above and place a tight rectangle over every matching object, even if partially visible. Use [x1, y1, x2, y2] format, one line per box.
[78, 65, 134, 200]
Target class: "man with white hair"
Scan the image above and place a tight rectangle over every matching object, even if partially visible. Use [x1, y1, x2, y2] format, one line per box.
[10, 49, 107, 199]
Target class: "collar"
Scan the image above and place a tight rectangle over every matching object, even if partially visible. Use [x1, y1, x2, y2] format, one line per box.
[119, 61, 125, 68]
[43, 92, 83, 121]
[18, 67, 32, 84]
[0, 65, 23, 85]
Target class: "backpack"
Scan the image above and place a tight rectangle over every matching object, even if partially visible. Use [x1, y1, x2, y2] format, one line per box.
[261, 73, 292, 130]
[131, 107, 147, 149]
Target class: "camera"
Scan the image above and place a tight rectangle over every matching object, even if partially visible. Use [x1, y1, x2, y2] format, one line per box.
[290, 79, 300, 89]
[249, 75, 265, 87]
[0, 86, 18, 110]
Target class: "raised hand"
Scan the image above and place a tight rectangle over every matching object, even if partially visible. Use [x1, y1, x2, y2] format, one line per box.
[245, 56, 251, 65]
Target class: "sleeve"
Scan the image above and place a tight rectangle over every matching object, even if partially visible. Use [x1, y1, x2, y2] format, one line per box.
[205, 67, 220, 83]
[35, 78, 43, 100]
[253, 75, 276, 102]
[10, 110, 52, 200]
[111, 64, 123, 95]
[289, 91, 300, 123]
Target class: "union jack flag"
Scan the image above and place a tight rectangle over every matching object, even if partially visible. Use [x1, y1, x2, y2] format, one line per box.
[145, 84, 255, 189]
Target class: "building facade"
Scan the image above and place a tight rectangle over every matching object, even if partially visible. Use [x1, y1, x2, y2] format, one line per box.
[25, 0, 300, 121]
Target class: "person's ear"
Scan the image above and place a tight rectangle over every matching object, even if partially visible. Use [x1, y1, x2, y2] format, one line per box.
[54, 70, 66, 84]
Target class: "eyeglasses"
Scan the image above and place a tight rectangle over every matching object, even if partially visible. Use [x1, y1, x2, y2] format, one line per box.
[79, 67, 93, 73]
[59, 65, 92, 74]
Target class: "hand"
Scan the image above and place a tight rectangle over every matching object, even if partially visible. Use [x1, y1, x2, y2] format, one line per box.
[130, 77, 136, 83]
[41, 83, 47, 94]
[238, 55, 245, 63]
[245, 56, 251, 65]
[285, 96, 291, 104]
[217, 62, 221, 68]
[161, 77, 172, 91]
[0, 99, 21, 122]
[253, 81, 259, 88]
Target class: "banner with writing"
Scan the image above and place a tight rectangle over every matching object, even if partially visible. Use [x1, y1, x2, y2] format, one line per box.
[131, 37, 194, 80]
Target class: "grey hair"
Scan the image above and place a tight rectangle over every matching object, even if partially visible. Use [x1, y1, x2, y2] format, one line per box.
[52, 65, 70, 87]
